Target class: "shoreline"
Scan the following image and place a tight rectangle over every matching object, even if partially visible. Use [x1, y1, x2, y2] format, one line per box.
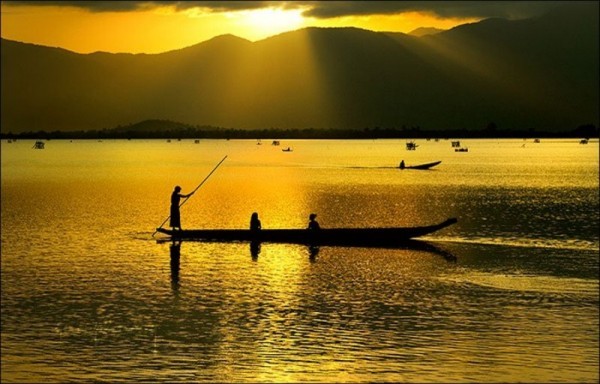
[1, 128, 597, 141]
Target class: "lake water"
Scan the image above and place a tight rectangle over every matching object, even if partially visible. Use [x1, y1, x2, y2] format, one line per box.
[1, 138, 598, 383]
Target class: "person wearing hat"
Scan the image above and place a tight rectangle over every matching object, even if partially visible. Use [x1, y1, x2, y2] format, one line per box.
[170, 185, 194, 230]
[307, 213, 321, 230]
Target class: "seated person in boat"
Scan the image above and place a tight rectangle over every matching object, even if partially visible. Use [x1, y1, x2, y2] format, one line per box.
[307, 213, 320, 230]
[250, 212, 262, 231]
[399, 160, 405, 169]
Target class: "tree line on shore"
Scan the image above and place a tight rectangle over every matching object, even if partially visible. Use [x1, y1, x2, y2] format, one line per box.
[1, 121, 597, 140]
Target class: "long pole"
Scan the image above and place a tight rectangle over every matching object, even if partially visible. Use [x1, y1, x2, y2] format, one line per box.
[153, 155, 227, 237]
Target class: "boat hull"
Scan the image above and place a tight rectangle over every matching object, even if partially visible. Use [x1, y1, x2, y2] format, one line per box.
[400, 161, 441, 170]
[156, 218, 457, 246]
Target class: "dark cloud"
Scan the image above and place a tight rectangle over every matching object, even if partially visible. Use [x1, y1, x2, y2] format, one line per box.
[1, 0, 570, 19]
[302, 1, 568, 20]
[2, 1, 145, 12]
[0, 1, 277, 12]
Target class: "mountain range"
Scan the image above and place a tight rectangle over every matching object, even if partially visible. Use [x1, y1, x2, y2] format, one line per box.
[1, 2, 598, 133]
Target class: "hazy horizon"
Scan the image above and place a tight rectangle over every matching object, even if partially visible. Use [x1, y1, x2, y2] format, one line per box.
[1, 25, 445, 56]
[0, 1, 569, 54]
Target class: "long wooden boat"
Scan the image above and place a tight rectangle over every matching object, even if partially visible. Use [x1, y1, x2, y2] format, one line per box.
[156, 218, 457, 246]
[400, 160, 441, 170]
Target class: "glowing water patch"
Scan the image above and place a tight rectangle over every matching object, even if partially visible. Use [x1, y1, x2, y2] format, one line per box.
[442, 271, 599, 296]
[427, 236, 599, 252]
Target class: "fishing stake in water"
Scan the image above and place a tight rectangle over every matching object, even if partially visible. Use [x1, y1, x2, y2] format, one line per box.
[152, 155, 228, 237]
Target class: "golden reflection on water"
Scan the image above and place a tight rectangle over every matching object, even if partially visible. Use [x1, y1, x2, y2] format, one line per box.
[195, 165, 311, 229]
[1, 138, 598, 382]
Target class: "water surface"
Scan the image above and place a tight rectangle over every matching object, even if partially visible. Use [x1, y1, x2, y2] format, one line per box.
[1, 138, 598, 382]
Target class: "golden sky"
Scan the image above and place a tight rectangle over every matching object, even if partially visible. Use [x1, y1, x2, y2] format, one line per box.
[0, 1, 495, 54]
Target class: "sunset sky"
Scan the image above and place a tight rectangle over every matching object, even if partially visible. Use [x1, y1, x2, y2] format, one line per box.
[0, 1, 567, 54]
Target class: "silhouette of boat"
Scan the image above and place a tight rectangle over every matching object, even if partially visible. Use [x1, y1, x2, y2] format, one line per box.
[282, 147, 293, 152]
[400, 160, 441, 170]
[156, 218, 457, 246]
[406, 141, 418, 150]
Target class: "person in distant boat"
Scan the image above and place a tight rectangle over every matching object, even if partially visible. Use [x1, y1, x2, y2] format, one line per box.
[250, 212, 262, 231]
[399, 160, 405, 169]
[307, 213, 321, 230]
[170, 186, 194, 230]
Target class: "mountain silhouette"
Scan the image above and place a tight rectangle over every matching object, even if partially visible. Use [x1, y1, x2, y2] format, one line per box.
[408, 27, 445, 37]
[1, 2, 597, 133]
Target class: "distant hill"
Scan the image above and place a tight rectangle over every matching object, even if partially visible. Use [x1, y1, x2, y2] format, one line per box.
[408, 27, 445, 37]
[111, 119, 198, 133]
[1, 2, 598, 133]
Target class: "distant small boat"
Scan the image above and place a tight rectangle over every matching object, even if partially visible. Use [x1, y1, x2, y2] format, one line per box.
[580, 139, 589, 144]
[451, 141, 461, 147]
[533, 138, 541, 143]
[399, 160, 441, 170]
[32, 141, 45, 149]
[272, 140, 280, 146]
[406, 141, 418, 150]
[282, 147, 293, 152]
[455, 148, 468, 152]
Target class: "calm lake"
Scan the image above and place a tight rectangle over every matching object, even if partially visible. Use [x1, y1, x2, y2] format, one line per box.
[1, 138, 598, 383]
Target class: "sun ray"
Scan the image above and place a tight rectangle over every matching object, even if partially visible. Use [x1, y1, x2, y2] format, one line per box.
[227, 7, 306, 41]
